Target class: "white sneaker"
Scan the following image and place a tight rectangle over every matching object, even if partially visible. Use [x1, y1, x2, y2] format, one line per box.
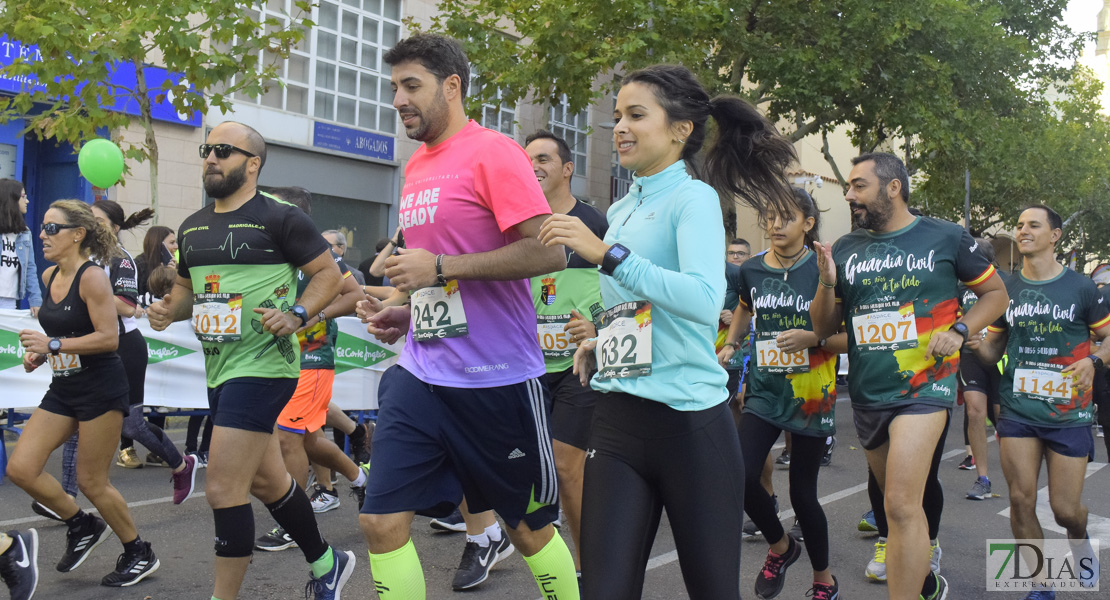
[866, 537, 887, 582]
[309, 485, 340, 513]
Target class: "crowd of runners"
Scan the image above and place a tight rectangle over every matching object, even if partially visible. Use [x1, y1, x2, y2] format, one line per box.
[2, 31, 1108, 600]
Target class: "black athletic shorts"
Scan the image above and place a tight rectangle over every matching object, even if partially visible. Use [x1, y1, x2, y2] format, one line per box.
[853, 403, 949, 451]
[39, 356, 130, 422]
[207, 376, 298, 434]
[362, 365, 560, 531]
[545, 367, 600, 451]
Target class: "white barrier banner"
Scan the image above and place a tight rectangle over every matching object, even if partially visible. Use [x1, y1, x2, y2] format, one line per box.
[0, 309, 400, 411]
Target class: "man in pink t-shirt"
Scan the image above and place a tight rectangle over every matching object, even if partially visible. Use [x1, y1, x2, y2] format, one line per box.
[356, 33, 581, 600]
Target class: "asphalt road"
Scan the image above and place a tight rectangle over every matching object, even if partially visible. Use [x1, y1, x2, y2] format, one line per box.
[3, 392, 1109, 599]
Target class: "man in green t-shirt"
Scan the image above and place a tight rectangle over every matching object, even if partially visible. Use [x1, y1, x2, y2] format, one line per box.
[812, 152, 1008, 600]
[148, 122, 353, 600]
[970, 205, 1109, 594]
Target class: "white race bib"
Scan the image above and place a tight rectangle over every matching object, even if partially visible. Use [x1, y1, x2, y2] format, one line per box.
[595, 301, 652, 380]
[1013, 365, 1072, 405]
[192, 293, 243, 343]
[537, 316, 576, 360]
[411, 281, 468, 342]
[852, 302, 918, 351]
[755, 337, 810, 373]
[48, 351, 83, 377]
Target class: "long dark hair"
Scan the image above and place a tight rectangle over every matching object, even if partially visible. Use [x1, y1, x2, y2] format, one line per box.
[792, 187, 822, 250]
[0, 178, 27, 234]
[143, 225, 175, 268]
[621, 65, 797, 217]
[92, 199, 154, 233]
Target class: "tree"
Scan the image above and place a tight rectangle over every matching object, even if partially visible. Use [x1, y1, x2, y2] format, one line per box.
[915, 68, 1110, 267]
[0, 0, 314, 220]
[429, 0, 1083, 186]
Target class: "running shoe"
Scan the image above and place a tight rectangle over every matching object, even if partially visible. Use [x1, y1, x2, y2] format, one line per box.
[256, 526, 298, 552]
[930, 539, 942, 573]
[789, 518, 804, 543]
[858, 510, 878, 533]
[101, 541, 159, 587]
[820, 436, 836, 467]
[30, 502, 63, 523]
[116, 448, 142, 469]
[807, 575, 839, 600]
[957, 455, 975, 470]
[57, 515, 111, 573]
[347, 422, 372, 465]
[743, 519, 762, 539]
[754, 535, 801, 599]
[0, 529, 38, 600]
[430, 508, 467, 533]
[966, 476, 991, 501]
[310, 486, 340, 513]
[171, 454, 198, 505]
[451, 536, 513, 590]
[305, 548, 355, 600]
[775, 450, 791, 466]
[349, 463, 370, 510]
[144, 453, 169, 468]
[921, 573, 948, 599]
[1097, 425, 1105, 438]
[193, 451, 208, 469]
[865, 537, 887, 582]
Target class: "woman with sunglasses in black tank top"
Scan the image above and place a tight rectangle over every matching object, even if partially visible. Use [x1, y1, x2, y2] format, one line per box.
[7, 200, 160, 588]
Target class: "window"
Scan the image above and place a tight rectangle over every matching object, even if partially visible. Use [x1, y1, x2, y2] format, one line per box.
[610, 94, 633, 200]
[225, 0, 402, 136]
[471, 70, 516, 137]
[549, 97, 588, 177]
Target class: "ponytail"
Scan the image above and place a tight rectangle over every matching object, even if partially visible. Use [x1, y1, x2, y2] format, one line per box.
[93, 199, 154, 231]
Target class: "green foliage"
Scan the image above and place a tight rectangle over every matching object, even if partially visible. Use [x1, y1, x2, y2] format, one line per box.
[0, 0, 313, 200]
[916, 69, 1110, 265]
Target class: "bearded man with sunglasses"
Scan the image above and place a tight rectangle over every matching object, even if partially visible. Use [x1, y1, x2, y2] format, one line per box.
[148, 121, 354, 600]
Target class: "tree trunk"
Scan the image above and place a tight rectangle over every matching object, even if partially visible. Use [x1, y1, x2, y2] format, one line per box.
[134, 61, 160, 223]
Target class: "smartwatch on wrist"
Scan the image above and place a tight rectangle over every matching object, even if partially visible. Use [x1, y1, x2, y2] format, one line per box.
[435, 254, 447, 287]
[950, 322, 970, 343]
[290, 305, 309, 327]
[600, 244, 632, 277]
[48, 337, 62, 356]
[1090, 355, 1105, 370]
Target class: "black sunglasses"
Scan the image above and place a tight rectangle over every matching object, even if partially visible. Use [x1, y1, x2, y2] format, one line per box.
[42, 223, 80, 235]
[199, 143, 257, 159]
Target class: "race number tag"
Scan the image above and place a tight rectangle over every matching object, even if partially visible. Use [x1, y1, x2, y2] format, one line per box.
[411, 280, 468, 341]
[595, 301, 652, 381]
[755, 335, 810, 373]
[1013, 364, 1072, 405]
[851, 302, 918, 351]
[48, 351, 83, 377]
[537, 314, 576, 360]
[192, 293, 243, 343]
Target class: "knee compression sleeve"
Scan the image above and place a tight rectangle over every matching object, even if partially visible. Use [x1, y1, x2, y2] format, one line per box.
[213, 504, 254, 558]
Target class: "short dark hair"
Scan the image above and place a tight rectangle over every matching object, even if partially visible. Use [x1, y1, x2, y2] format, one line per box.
[1022, 204, 1063, 231]
[383, 33, 470, 98]
[852, 152, 910, 204]
[525, 130, 573, 165]
[973, 237, 996, 264]
[730, 239, 750, 248]
[268, 186, 313, 214]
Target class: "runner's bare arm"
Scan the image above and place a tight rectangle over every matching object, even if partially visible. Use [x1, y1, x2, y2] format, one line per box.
[718, 304, 752, 366]
[294, 251, 344, 318]
[810, 241, 842, 340]
[147, 276, 196, 330]
[385, 215, 564, 291]
[970, 328, 1007, 365]
[20, 267, 120, 355]
[311, 269, 364, 325]
[1062, 321, 1110, 391]
[928, 272, 1008, 358]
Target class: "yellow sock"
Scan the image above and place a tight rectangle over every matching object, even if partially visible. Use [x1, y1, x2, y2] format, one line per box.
[522, 532, 580, 600]
[368, 539, 425, 599]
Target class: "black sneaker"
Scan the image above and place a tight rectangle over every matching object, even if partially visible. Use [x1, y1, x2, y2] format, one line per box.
[56, 516, 111, 573]
[101, 541, 159, 587]
[742, 519, 761, 539]
[30, 501, 63, 522]
[754, 535, 801, 599]
[255, 526, 298, 552]
[0, 529, 39, 600]
[957, 455, 975, 470]
[789, 518, 804, 543]
[430, 508, 467, 533]
[775, 450, 791, 466]
[349, 463, 370, 510]
[450, 536, 514, 591]
[820, 436, 836, 467]
[347, 422, 373, 465]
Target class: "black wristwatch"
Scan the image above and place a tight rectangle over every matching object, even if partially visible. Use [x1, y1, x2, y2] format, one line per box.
[950, 322, 970, 343]
[435, 254, 447, 286]
[600, 244, 632, 277]
[1090, 355, 1105, 370]
[290, 305, 309, 327]
[48, 337, 62, 356]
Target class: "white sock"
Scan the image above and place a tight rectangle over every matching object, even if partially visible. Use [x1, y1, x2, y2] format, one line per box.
[351, 468, 367, 488]
[484, 522, 503, 543]
[467, 533, 490, 547]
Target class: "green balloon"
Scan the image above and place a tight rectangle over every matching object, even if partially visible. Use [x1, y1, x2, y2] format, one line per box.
[78, 139, 125, 188]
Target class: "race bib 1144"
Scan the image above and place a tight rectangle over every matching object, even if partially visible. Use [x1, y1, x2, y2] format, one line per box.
[1013, 364, 1072, 405]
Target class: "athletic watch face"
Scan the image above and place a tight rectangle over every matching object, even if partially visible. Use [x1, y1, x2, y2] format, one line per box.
[609, 244, 631, 261]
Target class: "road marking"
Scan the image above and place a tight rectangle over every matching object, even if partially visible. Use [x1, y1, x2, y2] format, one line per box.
[997, 462, 1109, 540]
[0, 493, 207, 528]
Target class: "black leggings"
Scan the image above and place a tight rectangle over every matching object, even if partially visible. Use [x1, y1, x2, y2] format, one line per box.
[581, 394, 744, 600]
[739, 413, 830, 571]
[869, 411, 950, 539]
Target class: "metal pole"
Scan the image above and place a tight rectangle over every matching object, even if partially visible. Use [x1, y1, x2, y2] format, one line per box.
[964, 169, 971, 231]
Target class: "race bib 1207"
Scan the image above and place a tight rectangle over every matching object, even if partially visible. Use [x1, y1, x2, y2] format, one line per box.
[852, 301, 918, 351]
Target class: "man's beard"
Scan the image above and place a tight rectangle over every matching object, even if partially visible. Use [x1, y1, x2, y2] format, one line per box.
[851, 187, 894, 231]
[203, 159, 248, 198]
